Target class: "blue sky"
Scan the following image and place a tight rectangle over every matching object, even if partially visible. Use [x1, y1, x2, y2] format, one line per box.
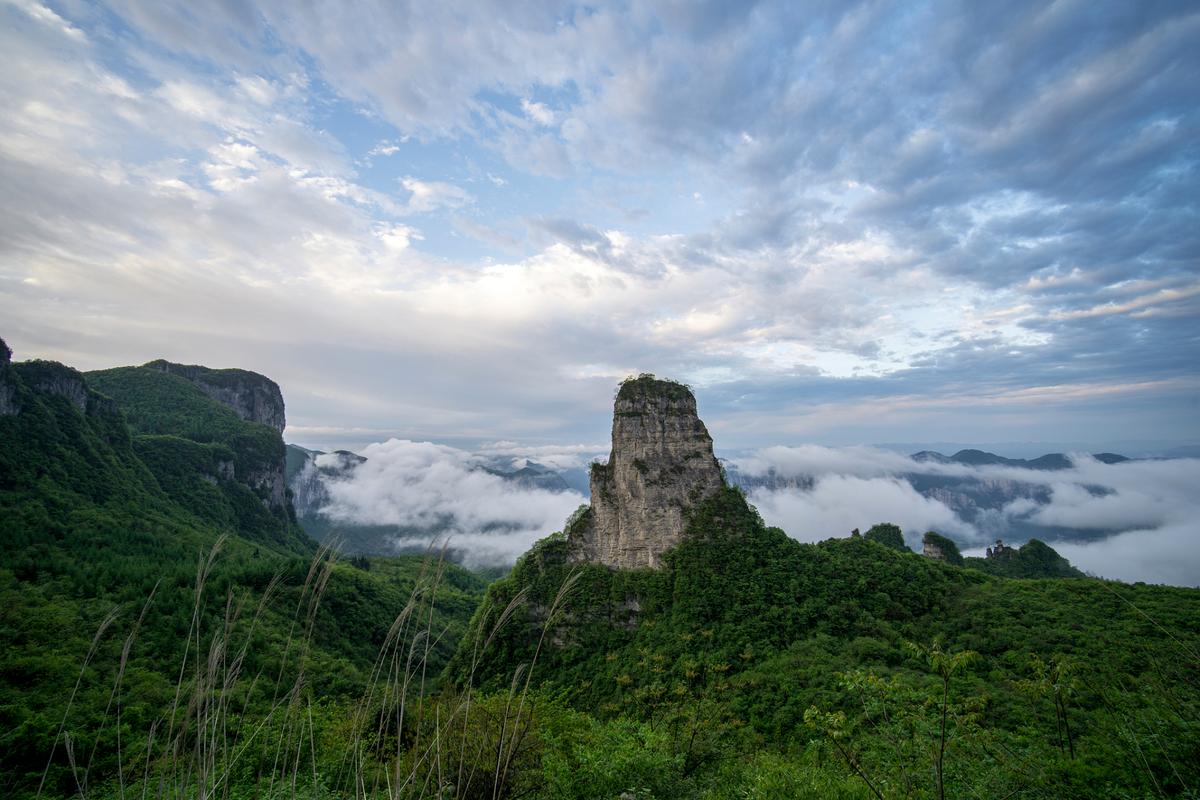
[1, 0, 1197, 453]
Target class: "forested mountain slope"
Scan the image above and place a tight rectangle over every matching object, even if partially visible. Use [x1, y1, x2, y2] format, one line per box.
[454, 486, 1200, 798]
[0, 340, 486, 798]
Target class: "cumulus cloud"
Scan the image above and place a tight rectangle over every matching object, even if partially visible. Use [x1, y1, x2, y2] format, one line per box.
[316, 439, 585, 566]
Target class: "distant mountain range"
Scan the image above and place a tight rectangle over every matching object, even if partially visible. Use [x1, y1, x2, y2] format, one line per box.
[909, 448, 1129, 469]
[725, 448, 1145, 545]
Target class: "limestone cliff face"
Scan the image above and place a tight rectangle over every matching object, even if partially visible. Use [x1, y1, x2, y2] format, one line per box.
[11, 357, 108, 415]
[0, 337, 16, 416]
[145, 360, 286, 433]
[143, 360, 288, 511]
[29, 368, 88, 411]
[922, 538, 947, 560]
[288, 448, 366, 518]
[569, 376, 724, 569]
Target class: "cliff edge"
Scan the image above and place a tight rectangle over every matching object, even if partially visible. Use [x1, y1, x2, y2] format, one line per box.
[145, 359, 286, 433]
[569, 375, 724, 569]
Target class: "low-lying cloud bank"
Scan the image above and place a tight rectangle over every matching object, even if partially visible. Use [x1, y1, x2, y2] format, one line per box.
[748, 475, 975, 548]
[316, 439, 587, 566]
[732, 446, 1200, 587]
[306, 436, 1198, 586]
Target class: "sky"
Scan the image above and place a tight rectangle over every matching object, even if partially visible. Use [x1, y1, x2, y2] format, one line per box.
[1, 0, 1198, 454]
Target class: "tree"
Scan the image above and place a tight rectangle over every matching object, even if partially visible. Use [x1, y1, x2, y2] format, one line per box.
[906, 639, 977, 800]
[1019, 653, 1078, 759]
[864, 524, 907, 552]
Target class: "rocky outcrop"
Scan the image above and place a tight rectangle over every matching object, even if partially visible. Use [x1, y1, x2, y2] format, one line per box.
[145, 359, 286, 432]
[569, 375, 724, 569]
[141, 360, 289, 511]
[921, 531, 963, 565]
[13, 358, 93, 413]
[243, 465, 286, 510]
[0, 337, 16, 416]
[199, 457, 236, 486]
[31, 369, 88, 411]
[288, 447, 366, 518]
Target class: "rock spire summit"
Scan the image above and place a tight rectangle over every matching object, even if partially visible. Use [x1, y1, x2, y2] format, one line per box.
[569, 375, 725, 569]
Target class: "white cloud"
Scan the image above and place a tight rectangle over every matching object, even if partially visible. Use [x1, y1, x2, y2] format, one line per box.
[399, 176, 472, 214]
[751, 475, 976, 547]
[734, 447, 1200, 586]
[1054, 523, 1199, 587]
[521, 98, 555, 126]
[736, 444, 924, 480]
[1022, 457, 1200, 585]
[315, 439, 585, 566]
[475, 440, 608, 472]
[158, 80, 228, 121]
[368, 141, 401, 157]
[375, 222, 422, 252]
[234, 74, 278, 106]
[6, 0, 86, 41]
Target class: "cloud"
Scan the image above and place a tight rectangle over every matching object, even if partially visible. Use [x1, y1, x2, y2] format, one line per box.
[399, 176, 472, 214]
[1019, 456, 1200, 585]
[736, 444, 927, 480]
[733, 448, 1200, 586]
[5, 0, 86, 41]
[1, 0, 1196, 495]
[750, 475, 975, 548]
[475, 440, 608, 472]
[367, 138, 406, 157]
[316, 439, 585, 566]
[521, 98, 555, 126]
[1053, 523, 1198, 587]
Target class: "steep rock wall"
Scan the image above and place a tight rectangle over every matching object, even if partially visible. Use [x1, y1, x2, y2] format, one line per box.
[142, 360, 289, 511]
[0, 337, 16, 416]
[570, 376, 724, 569]
[145, 360, 286, 432]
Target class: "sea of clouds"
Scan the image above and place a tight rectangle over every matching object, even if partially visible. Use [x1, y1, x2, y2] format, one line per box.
[732, 446, 1200, 587]
[313, 439, 596, 566]
[307, 437, 1199, 586]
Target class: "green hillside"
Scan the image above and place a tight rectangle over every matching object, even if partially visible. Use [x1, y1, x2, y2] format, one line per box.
[964, 538, 1085, 579]
[452, 488, 1200, 799]
[0, 343, 488, 799]
[86, 365, 311, 554]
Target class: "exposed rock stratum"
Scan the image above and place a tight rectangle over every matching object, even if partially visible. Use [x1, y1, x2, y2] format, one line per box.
[143, 359, 289, 510]
[146, 359, 286, 432]
[569, 375, 724, 569]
